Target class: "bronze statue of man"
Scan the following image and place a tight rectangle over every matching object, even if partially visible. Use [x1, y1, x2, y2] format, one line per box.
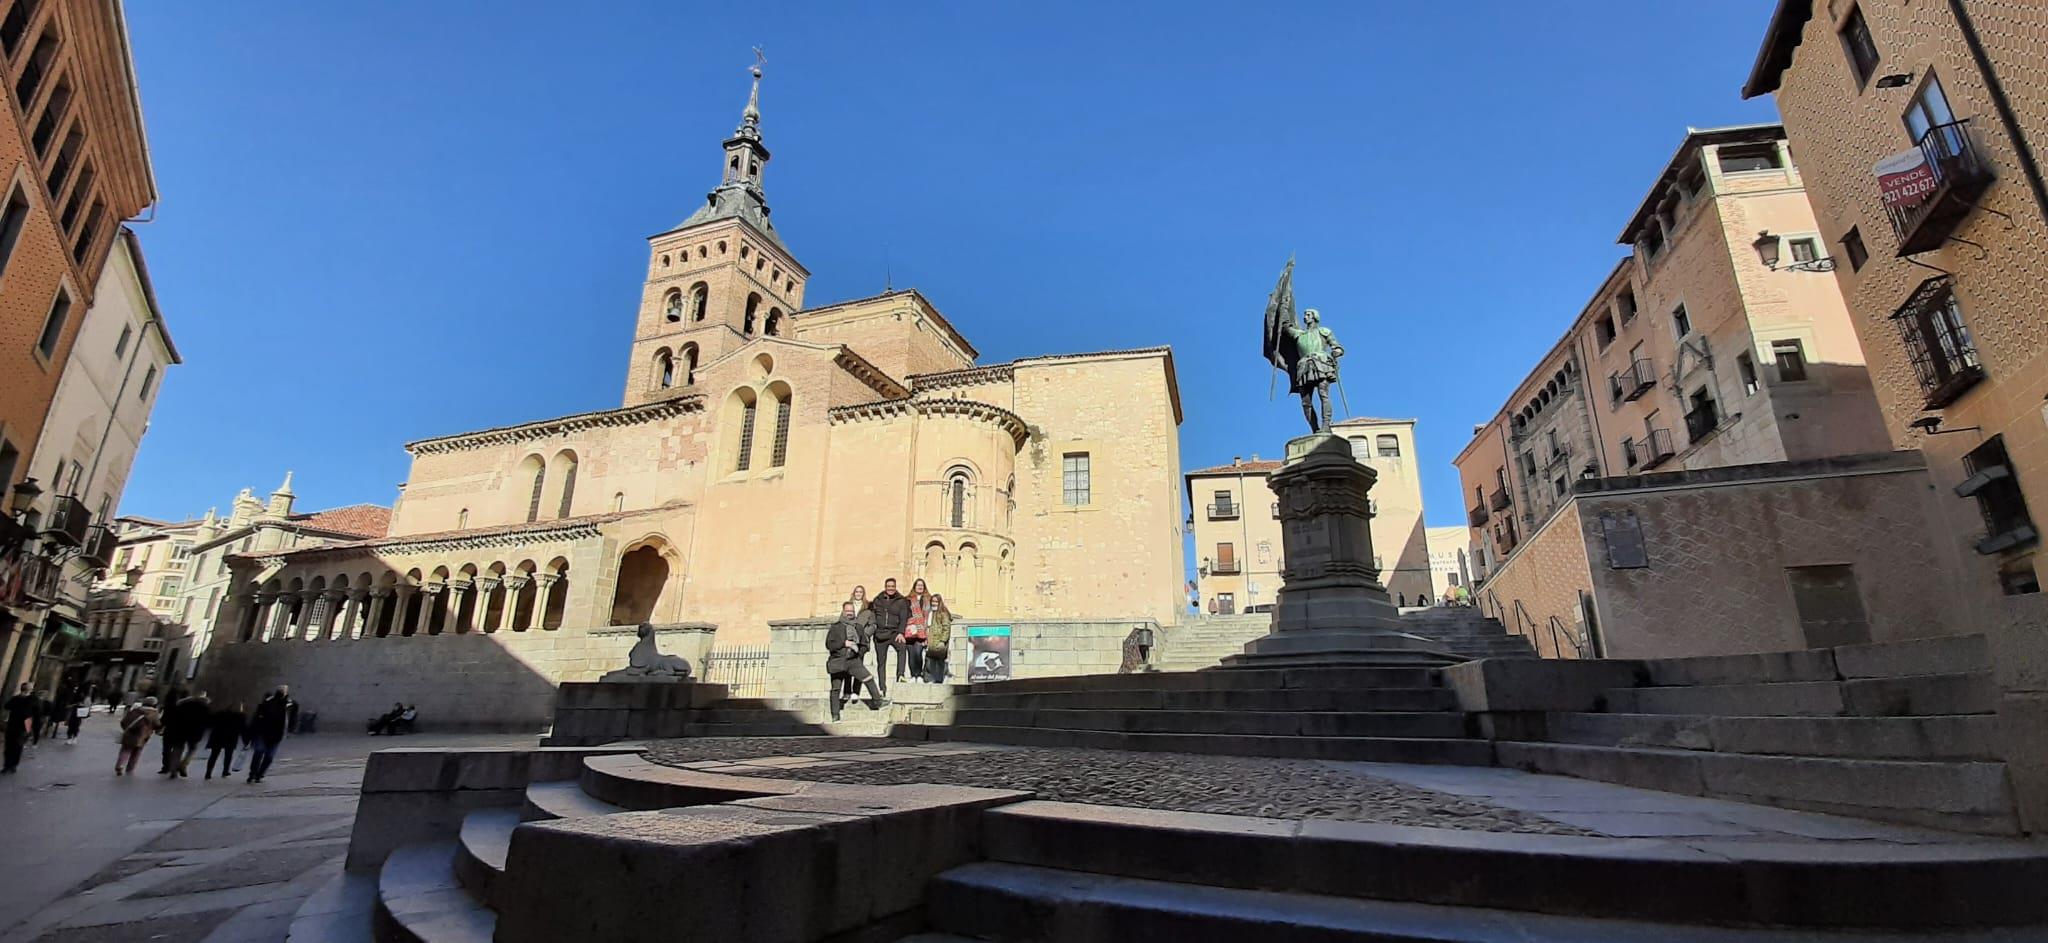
[1262, 259, 1346, 432]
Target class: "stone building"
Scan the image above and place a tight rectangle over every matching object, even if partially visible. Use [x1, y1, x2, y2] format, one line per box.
[75, 475, 388, 691]
[1424, 525, 1473, 604]
[1186, 418, 1433, 614]
[1455, 124, 1891, 581]
[0, 0, 157, 695]
[194, 72, 1185, 727]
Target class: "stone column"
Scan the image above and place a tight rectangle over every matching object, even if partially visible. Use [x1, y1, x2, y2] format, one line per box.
[367, 588, 394, 637]
[339, 591, 364, 639]
[502, 574, 532, 630]
[1223, 433, 1456, 668]
[449, 578, 474, 633]
[421, 583, 446, 635]
[533, 574, 560, 630]
[268, 595, 293, 641]
[320, 590, 347, 639]
[475, 576, 502, 632]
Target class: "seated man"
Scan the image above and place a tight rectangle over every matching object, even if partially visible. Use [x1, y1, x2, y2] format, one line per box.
[367, 703, 404, 735]
[394, 705, 418, 734]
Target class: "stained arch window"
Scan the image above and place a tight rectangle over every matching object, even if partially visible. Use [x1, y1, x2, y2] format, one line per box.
[663, 289, 682, 322]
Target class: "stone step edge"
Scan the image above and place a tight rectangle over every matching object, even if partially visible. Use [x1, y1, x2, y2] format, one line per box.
[930, 862, 2028, 942]
[976, 801, 2048, 930]
[905, 724, 1495, 765]
[1618, 670, 1995, 694]
[453, 809, 518, 911]
[521, 779, 630, 822]
[1542, 712, 2005, 760]
[375, 840, 497, 943]
[284, 871, 375, 943]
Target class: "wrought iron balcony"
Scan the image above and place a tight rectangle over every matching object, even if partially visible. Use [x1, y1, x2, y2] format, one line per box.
[1640, 428, 1677, 470]
[1467, 503, 1489, 527]
[1891, 276, 1984, 409]
[81, 524, 116, 568]
[1210, 560, 1241, 575]
[1685, 403, 1720, 444]
[1609, 358, 1656, 404]
[1886, 120, 1996, 256]
[1489, 489, 1512, 512]
[1206, 503, 1239, 521]
[41, 495, 90, 547]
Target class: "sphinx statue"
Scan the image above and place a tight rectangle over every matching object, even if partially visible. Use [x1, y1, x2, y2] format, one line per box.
[600, 623, 693, 682]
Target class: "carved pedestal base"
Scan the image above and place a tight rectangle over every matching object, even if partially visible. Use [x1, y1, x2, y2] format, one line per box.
[1222, 433, 1458, 669]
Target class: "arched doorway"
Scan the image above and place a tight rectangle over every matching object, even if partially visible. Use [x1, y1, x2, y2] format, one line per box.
[609, 543, 673, 625]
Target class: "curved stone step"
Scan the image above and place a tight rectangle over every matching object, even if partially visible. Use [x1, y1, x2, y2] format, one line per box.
[977, 666, 1438, 694]
[975, 800, 2048, 929]
[914, 724, 1493, 765]
[285, 870, 376, 943]
[374, 841, 496, 943]
[956, 687, 1457, 713]
[452, 809, 518, 909]
[579, 752, 809, 810]
[949, 707, 1469, 738]
[522, 778, 628, 822]
[928, 862, 2035, 941]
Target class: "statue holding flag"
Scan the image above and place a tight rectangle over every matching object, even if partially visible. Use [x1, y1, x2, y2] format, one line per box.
[1262, 258, 1346, 432]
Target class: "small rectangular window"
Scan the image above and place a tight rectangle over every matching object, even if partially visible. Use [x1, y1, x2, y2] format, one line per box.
[1594, 314, 1616, 347]
[1616, 288, 1638, 322]
[113, 324, 131, 359]
[1772, 339, 1809, 381]
[71, 199, 102, 264]
[137, 364, 157, 400]
[0, 185, 31, 282]
[1376, 434, 1400, 458]
[1839, 5, 1881, 88]
[1788, 238, 1820, 263]
[1842, 227, 1869, 271]
[1672, 304, 1692, 338]
[1717, 143, 1785, 174]
[769, 396, 791, 468]
[1061, 452, 1091, 506]
[36, 287, 71, 358]
[58, 164, 92, 232]
[0, 0, 33, 57]
[1961, 436, 2036, 555]
[1738, 351, 1760, 394]
[45, 127, 81, 198]
[735, 401, 757, 472]
[29, 75, 69, 156]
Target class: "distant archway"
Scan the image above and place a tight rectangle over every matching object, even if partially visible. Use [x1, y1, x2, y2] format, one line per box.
[609, 543, 673, 625]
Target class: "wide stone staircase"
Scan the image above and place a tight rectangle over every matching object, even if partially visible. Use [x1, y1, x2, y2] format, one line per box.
[895, 666, 1494, 765]
[1155, 609, 1534, 670]
[301, 747, 2048, 943]
[1490, 634, 2019, 834]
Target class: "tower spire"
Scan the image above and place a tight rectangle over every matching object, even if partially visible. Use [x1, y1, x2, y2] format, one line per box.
[738, 48, 763, 135]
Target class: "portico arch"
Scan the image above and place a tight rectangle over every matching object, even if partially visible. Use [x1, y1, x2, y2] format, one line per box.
[609, 537, 678, 625]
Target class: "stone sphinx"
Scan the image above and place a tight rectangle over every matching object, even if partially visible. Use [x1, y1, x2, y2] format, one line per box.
[600, 623, 694, 682]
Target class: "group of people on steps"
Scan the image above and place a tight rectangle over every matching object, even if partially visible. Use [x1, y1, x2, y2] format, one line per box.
[825, 577, 954, 721]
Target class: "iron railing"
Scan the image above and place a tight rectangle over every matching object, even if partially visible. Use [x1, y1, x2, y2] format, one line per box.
[1684, 402, 1720, 444]
[1640, 428, 1677, 469]
[1886, 119, 1995, 256]
[1891, 275, 1984, 408]
[1210, 560, 1241, 575]
[701, 645, 769, 697]
[1467, 503, 1488, 527]
[42, 495, 90, 546]
[1608, 358, 1656, 404]
[1205, 503, 1239, 520]
[1488, 489, 1512, 512]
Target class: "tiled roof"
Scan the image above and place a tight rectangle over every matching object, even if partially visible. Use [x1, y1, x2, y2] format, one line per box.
[1186, 459, 1283, 477]
[292, 504, 391, 539]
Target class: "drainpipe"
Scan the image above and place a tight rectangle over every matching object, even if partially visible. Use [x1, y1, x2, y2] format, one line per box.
[1949, 0, 2048, 231]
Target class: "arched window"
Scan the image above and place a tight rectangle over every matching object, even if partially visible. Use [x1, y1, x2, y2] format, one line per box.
[743, 293, 761, 335]
[523, 457, 546, 523]
[1376, 434, 1401, 458]
[654, 349, 674, 389]
[457, 508, 468, 529]
[768, 384, 792, 468]
[764, 308, 783, 336]
[553, 451, 579, 519]
[689, 282, 708, 322]
[663, 289, 682, 322]
[681, 344, 699, 385]
[730, 389, 759, 473]
[949, 474, 970, 528]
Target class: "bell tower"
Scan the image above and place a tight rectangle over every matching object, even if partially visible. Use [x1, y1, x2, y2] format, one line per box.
[624, 55, 809, 407]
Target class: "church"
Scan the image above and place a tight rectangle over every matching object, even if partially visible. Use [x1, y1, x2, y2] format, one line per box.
[195, 69, 1185, 717]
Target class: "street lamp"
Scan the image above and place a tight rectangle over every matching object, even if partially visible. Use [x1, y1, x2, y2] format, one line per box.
[1752, 230, 1837, 273]
[8, 476, 42, 517]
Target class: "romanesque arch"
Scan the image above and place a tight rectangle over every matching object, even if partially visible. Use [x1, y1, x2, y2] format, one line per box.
[550, 450, 580, 519]
[541, 557, 570, 630]
[609, 537, 677, 626]
[517, 454, 546, 523]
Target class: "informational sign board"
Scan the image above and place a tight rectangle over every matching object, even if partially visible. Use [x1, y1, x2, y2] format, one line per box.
[1599, 510, 1649, 569]
[966, 625, 1012, 682]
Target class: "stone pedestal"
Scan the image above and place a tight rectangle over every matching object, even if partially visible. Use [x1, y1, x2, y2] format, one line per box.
[1223, 433, 1458, 668]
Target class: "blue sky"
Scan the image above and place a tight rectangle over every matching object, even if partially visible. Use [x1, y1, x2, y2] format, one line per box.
[117, 2, 1782, 526]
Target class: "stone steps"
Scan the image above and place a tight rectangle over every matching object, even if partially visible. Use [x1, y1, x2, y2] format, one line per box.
[968, 799, 2048, 929]
[1543, 712, 2003, 761]
[949, 707, 1470, 738]
[285, 871, 376, 943]
[521, 778, 629, 821]
[1602, 671, 1998, 717]
[910, 723, 1494, 765]
[373, 840, 495, 943]
[451, 809, 516, 911]
[1496, 741, 2019, 835]
[957, 687, 1459, 713]
[925, 862, 2033, 942]
[977, 666, 1438, 693]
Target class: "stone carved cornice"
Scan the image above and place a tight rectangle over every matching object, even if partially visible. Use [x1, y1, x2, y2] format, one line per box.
[405, 396, 704, 456]
[828, 397, 1028, 447]
[832, 349, 909, 400]
[908, 363, 1014, 392]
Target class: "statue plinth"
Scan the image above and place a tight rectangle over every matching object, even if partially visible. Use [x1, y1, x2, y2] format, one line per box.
[1222, 433, 1458, 669]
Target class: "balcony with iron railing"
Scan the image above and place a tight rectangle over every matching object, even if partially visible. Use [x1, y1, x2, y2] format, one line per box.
[1892, 275, 1985, 409]
[1684, 401, 1720, 444]
[42, 495, 90, 547]
[1886, 120, 1996, 256]
[1488, 489, 1512, 512]
[82, 523, 116, 569]
[1467, 502, 1489, 527]
[1639, 428, 1677, 470]
[1210, 560, 1241, 575]
[1608, 358, 1656, 404]
[1206, 502, 1240, 521]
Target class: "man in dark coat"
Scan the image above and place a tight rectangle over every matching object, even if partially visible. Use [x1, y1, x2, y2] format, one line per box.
[3, 683, 38, 773]
[868, 578, 910, 696]
[825, 602, 887, 722]
[160, 692, 211, 777]
[246, 686, 297, 783]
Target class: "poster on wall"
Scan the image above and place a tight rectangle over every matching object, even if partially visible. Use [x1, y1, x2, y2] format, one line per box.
[967, 625, 1012, 682]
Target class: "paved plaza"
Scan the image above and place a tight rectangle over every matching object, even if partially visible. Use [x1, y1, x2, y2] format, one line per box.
[0, 718, 524, 943]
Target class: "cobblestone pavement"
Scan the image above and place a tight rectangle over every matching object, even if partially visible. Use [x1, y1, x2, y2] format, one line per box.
[643, 737, 1593, 834]
[0, 732, 527, 943]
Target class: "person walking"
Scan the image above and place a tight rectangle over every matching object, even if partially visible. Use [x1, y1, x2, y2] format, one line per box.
[825, 602, 887, 722]
[246, 686, 296, 783]
[902, 578, 932, 685]
[3, 684, 38, 774]
[869, 578, 909, 696]
[66, 697, 88, 742]
[204, 702, 247, 780]
[925, 594, 954, 684]
[115, 697, 160, 776]
[162, 691, 211, 777]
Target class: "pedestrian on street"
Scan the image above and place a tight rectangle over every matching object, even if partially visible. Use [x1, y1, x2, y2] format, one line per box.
[925, 594, 954, 684]
[4, 684, 39, 773]
[902, 578, 932, 684]
[825, 602, 887, 722]
[115, 697, 160, 776]
[161, 691, 211, 777]
[29, 689, 53, 744]
[66, 699, 87, 742]
[246, 686, 296, 783]
[204, 702, 247, 780]
[35, 690, 61, 743]
[869, 578, 910, 696]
